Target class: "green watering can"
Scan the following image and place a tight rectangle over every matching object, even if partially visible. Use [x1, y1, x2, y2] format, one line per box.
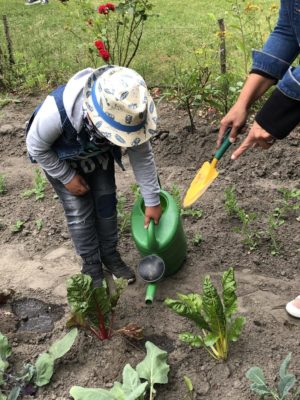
[131, 190, 187, 304]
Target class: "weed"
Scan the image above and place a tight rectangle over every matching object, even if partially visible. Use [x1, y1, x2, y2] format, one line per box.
[0, 175, 7, 195]
[183, 375, 195, 400]
[11, 220, 24, 233]
[22, 168, 47, 201]
[131, 183, 141, 201]
[192, 233, 203, 247]
[181, 208, 203, 219]
[117, 193, 131, 235]
[266, 208, 284, 256]
[278, 188, 300, 216]
[224, 186, 239, 216]
[35, 219, 44, 232]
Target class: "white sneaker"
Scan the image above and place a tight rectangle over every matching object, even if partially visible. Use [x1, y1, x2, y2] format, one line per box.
[25, 0, 41, 5]
[286, 295, 300, 318]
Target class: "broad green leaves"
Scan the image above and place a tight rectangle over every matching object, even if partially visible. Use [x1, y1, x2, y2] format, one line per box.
[70, 341, 169, 400]
[0, 332, 11, 385]
[246, 353, 299, 400]
[66, 274, 127, 340]
[165, 267, 246, 360]
[35, 328, 78, 387]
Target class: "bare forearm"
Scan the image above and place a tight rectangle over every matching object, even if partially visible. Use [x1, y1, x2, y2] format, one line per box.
[236, 73, 276, 110]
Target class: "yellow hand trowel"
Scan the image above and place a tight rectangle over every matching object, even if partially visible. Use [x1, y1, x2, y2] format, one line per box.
[183, 128, 232, 208]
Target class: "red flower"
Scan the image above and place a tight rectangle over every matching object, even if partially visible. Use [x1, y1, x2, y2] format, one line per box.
[99, 49, 110, 62]
[94, 40, 110, 62]
[95, 40, 105, 50]
[106, 2, 115, 10]
[98, 4, 109, 14]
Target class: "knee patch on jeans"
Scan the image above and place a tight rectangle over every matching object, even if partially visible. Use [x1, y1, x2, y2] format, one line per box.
[96, 193, 117, 218]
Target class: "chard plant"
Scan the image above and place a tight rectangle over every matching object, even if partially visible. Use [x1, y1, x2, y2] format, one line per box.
[70, 341, 169, 400]
[0, 328, 78, 400]
[165, 267, 245, 361]
[67, 274, 142, 341]
[22, 168, 47, 201]
[246, 353, 300, 400]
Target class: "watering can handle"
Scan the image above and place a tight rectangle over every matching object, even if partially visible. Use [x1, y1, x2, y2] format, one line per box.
[147, 220, 159, 251]
[214, 128, 232, 161]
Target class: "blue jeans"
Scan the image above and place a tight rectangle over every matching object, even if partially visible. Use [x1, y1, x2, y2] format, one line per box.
[45, 154, 118, 275]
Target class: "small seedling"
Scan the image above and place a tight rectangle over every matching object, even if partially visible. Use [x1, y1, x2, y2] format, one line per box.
[22, 168, 47, 201]
[224, 186, 239, 216]
[165, 267, 245, 361]
[183, 375, 195, 400]
[131, 183, 141, 201]
[67, 274, 142, 341]
[70, 341, 169, 400]
[117, 193, 131, 235]
[181, 207, 203, 219]
[192, 233, 203, 246]
[266, 208, 285, 256]
[11, 220, 24, 233]
[35, 219, 44, 232]
[246, 353, 300, 400]
[0, 329, 78, 399]
[0, 175, 7, 195]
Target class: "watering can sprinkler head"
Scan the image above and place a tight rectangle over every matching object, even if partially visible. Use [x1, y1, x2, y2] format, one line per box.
[138, 255, 165, 305]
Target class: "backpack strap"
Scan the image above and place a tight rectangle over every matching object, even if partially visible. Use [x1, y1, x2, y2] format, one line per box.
[50, 85, 78, 137]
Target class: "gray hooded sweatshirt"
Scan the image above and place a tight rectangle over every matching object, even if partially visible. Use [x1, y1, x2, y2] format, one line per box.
[26, 68, 160, 207]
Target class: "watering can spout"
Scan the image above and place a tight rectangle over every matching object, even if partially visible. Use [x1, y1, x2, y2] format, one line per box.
[145, 283, 157, 304]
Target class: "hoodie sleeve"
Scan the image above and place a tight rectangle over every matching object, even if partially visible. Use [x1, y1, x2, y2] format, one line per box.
[127, 141, 160, 207]
[26, 95, 77, 184]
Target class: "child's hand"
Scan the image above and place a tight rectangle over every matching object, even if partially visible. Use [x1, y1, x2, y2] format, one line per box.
[65, 174, 90, 196]
[144, 204, 162, 228]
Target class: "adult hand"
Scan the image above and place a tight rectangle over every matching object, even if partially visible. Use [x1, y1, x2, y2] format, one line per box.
[217, 102, 249, 148]
[144, 204, 162, 228]
[231, 121, 275, 160]
[64, 174, 90, 196]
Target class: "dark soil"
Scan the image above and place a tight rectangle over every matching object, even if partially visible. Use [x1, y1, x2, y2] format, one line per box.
[0, 95, 299, 400]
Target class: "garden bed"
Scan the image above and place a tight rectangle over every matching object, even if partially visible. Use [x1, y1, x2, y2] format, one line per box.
[0, 96, 299, 399]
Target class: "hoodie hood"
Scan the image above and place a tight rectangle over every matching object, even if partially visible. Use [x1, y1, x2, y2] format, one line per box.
[63, 68, 94, 132]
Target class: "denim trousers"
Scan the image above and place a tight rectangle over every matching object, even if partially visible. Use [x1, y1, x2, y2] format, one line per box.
[45, 154, 118, 268]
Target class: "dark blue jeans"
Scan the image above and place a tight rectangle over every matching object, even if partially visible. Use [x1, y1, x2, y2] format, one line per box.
[45, 154, 118, 270]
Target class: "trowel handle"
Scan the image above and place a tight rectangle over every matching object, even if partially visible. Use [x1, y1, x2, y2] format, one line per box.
[147, 220, 159, 251]
[214, 128, 232, 160]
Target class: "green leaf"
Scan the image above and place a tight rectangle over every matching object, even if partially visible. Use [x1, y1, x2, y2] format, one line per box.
[183, 375, 193, 392]
[34, 353, 54, 387]
[279, 353, 292, 379]
[7, 387, 21, 400]
[165, 293, 210, 331]
[246, 367, 270, 396]
[203, 333, 219, 347]
[66, 274, 93, 315]
[136, 341, 169, 393]
[0, 392, 7, 400]
[202, 275, 226, 338]
[35, 329, 78, 387]
[227, 317, 246, 342]
[16, 363, 35, 383]
[110, 278, 127, 309]
[0, 332, 11, 360]
[122, 364, 148, 398]
[0, 332, 11, 384]
[278, 375, 296, 398]
[179, 332, 203, 348]
[70, 386, 115, 400]
[222, 267, 238, 318]
[48, 328, 78, 359]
